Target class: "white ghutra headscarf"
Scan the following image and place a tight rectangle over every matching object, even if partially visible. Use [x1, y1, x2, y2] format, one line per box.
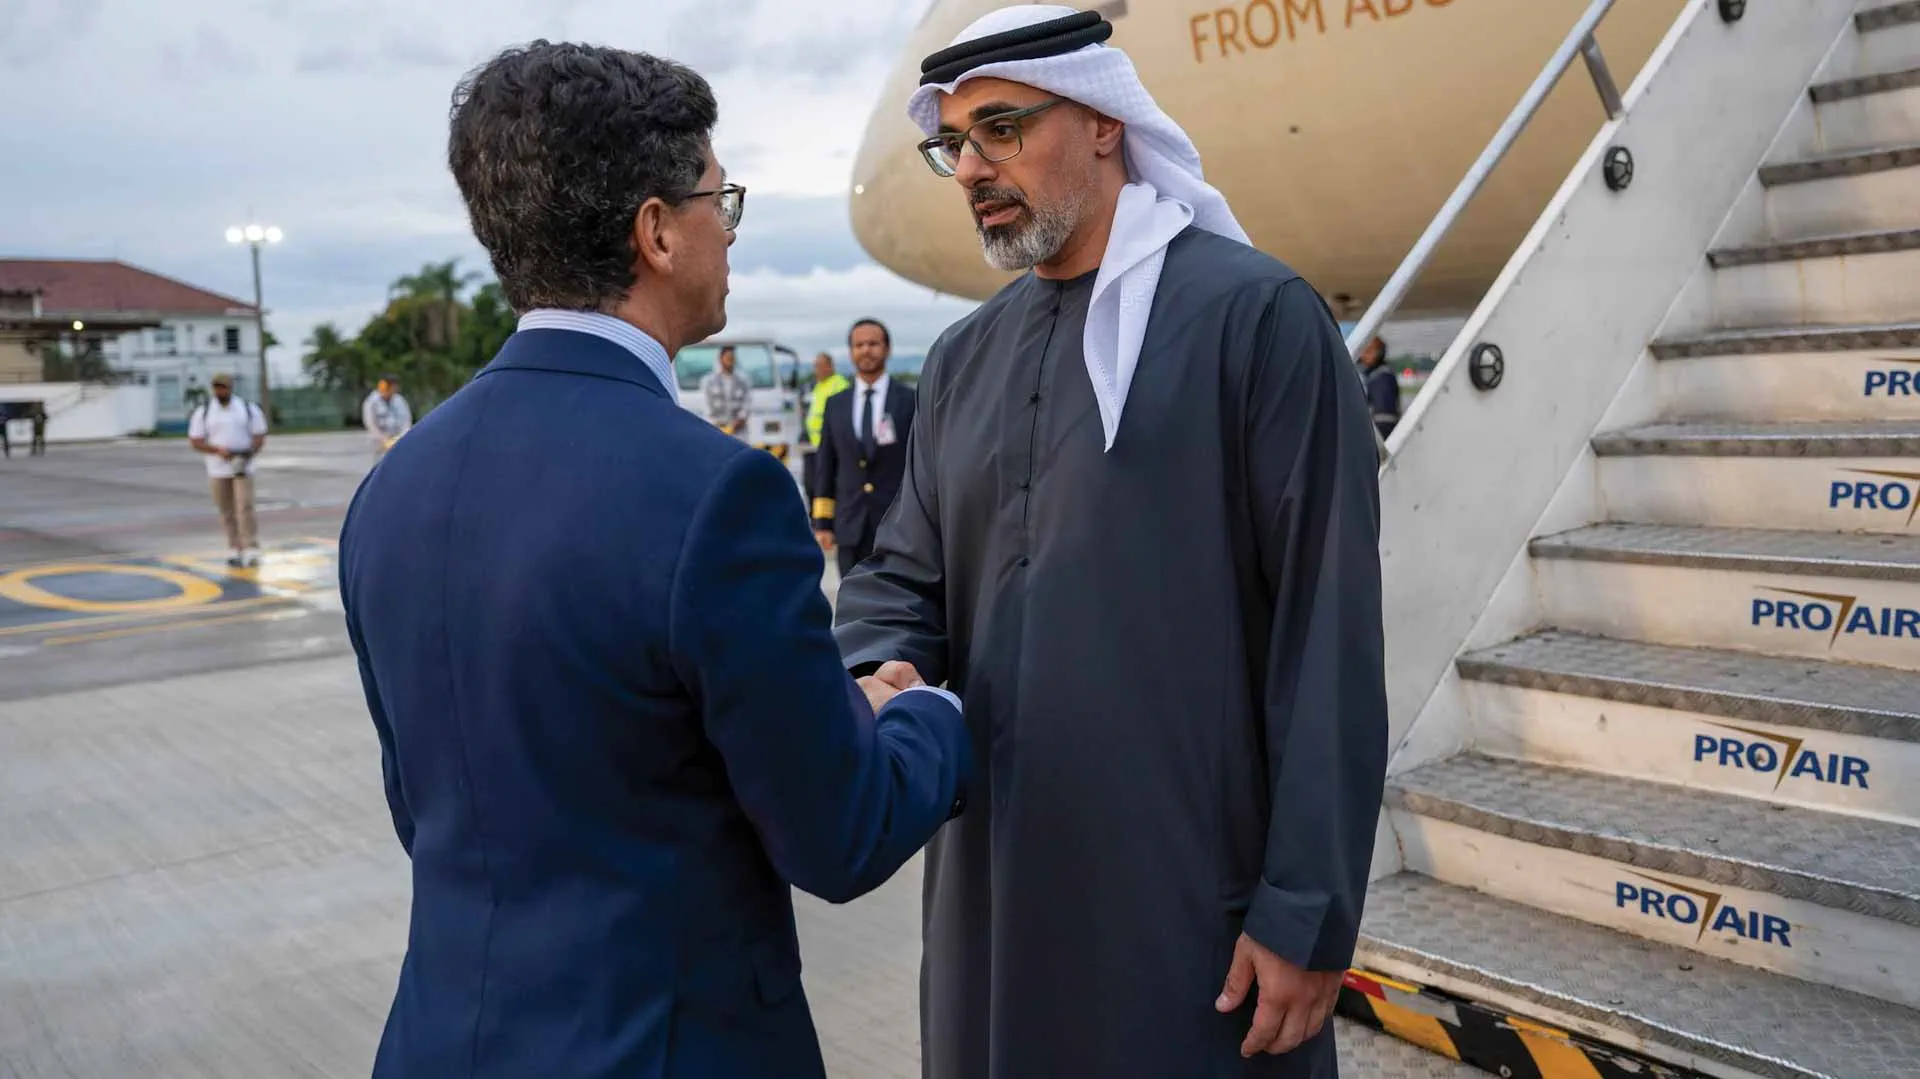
[908, 4, 1251, 451]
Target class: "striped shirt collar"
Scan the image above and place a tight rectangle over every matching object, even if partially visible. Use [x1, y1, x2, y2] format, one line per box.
[515, 309, 679, 405]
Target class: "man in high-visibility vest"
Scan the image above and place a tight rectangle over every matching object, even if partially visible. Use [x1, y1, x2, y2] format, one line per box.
[802, 351, 848, 500]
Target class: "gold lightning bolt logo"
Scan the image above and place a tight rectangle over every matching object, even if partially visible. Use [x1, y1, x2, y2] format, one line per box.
[1840, 469, 1920, 529]
[1759, 586, 1858, 648]
[1701, 720, 1806, 791]
[1629, 871, 1725, 944]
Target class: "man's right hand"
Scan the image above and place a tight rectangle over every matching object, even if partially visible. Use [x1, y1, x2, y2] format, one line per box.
[815, 530, 835, 552]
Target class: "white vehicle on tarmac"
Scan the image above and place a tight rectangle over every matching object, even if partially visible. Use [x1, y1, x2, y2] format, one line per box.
[673, 338, 806, 465]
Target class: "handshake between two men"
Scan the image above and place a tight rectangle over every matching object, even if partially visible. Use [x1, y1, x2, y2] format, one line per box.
[342, 16, 1389, 1077]
[855, 658, 934, 713]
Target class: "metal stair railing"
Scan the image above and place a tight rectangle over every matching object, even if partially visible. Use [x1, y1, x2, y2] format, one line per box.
[1346, 0, 1627, 430]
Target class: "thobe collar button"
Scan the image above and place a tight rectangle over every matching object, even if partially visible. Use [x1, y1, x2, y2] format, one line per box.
[1028, 391, 1041, 403]
[1017, 556, 1030, 567]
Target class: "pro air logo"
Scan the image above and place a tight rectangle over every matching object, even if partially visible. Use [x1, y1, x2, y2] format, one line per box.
[1692, 721, 1870, 790]
[1749, 587, 1920, 647]
[1828, 469, 1920, 527]
[1615, 871, 1793, 949]
[1863, 359, 1920, 397]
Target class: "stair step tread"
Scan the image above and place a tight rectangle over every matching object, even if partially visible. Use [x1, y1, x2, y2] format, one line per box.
[1810, 64, 1920, 104]
[1650, 320, 1920, 359]
[1591, 419, 1920, 456]
[1389, 754, 1920, 924]
[1708, 226, 1920, 267]
[1458, 630, 1920, 742]
[1758, 141, 1920, 186]
[1860, 1, 1920, 34]
[1360, 873, 1920, 1079]
[1530, 523, 1920, 581]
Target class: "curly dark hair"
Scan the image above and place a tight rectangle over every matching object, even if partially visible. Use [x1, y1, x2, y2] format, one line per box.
[448, 41, 717, 313]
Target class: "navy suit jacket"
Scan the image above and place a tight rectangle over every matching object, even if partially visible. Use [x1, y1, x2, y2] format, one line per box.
[808, 378, 916, 544]
[338, 328, 971, 1079]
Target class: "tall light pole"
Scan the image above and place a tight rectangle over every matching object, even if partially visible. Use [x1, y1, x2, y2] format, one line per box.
[225, 222, 283, 413]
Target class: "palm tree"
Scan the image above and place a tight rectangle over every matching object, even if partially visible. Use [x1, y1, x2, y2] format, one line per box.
[388, 260, 483, 350]
[391, 259, 482, 304]
[302, 322, 372, 391]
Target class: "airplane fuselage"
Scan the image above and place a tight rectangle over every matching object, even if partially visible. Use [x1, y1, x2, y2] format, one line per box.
[851, 0, 1687, 314]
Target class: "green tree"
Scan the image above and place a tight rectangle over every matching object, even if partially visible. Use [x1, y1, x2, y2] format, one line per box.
[300, 258, 517, 426]
[462, 282, 517, 367]
[392, 259, 483, 305]
[301, 322, 373, 391]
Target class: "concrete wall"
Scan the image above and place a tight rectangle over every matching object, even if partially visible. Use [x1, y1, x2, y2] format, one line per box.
[0, 382, 157, 443]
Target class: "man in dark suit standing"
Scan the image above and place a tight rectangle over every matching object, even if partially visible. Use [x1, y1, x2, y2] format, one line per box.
[337, 42, 971, 1079]
[811, 317, 915, 577]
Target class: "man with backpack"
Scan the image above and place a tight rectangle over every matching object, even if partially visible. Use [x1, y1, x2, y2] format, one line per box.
[187, 373, 269, 567]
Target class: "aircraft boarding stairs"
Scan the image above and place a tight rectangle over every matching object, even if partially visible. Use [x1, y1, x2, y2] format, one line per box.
[1348, 3, 1920, 1076]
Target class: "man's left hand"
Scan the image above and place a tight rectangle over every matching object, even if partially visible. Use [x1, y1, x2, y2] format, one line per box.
[1214, 932, 1341, 1057]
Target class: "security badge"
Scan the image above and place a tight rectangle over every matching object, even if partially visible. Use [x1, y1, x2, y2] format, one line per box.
[875, 412, 898, 447]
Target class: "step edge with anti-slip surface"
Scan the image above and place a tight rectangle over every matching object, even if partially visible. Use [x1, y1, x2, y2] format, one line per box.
[1650, 321, 1920, 359]
[1356, 872, 1920, 1079]
[1456, 630, 1920, 744]
[1386, 754, 1920, 927]
[1527, 523, 1920, 583]
[1706, 225, 1920, 267]
[1590, 419, 1920, 457]
[1758, 141, 1920, 186]
[1808, 64, 1920, 104]
[1859, 1, 1920, 35]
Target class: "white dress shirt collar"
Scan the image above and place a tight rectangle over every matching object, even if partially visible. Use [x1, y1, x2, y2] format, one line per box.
[516, 309, 680, 405]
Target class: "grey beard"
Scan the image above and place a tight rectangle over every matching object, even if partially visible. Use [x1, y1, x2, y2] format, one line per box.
[977, 192, 1090, 272]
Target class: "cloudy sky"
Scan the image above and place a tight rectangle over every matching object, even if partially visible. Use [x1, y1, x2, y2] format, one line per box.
[0, 0, 983, 377]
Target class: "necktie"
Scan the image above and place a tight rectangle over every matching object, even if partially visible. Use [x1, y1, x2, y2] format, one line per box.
[861, 387, 878, 460]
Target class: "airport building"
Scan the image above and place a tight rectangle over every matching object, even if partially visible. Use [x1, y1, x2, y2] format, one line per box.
[0, 258, 264, 437]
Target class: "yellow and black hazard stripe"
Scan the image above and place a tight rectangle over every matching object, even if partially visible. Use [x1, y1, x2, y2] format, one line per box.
[1338, 968, 1707, 1079]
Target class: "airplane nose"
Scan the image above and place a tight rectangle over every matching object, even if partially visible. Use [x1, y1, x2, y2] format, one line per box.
[848, 0, 1019, 303]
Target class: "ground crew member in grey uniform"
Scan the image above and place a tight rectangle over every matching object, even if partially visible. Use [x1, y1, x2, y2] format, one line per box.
[362, 375, 413, 462]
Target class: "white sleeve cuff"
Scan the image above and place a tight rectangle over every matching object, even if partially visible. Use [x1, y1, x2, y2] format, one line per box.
[897, 685, 962, 713]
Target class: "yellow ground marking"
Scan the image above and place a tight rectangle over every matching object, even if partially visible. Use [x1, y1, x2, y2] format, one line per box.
[158, 552, 332, 594]
[0, 563, 223, 614]
[0, 540, 338, 578]
[0, 595, 287, 639]
[43, 606, 305, 646]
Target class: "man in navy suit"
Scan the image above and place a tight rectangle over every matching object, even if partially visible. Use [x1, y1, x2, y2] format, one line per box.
[810, 318, 917, 577]
[337, 41, 972, 1079]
